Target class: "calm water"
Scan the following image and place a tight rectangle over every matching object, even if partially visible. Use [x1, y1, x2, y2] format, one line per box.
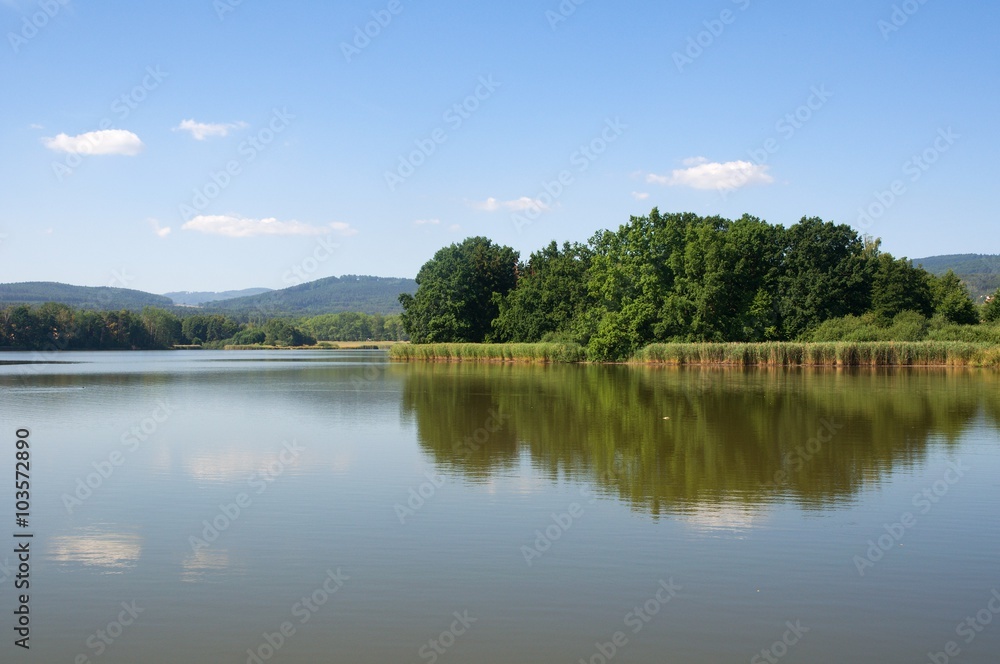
[1, 351, 999, 663]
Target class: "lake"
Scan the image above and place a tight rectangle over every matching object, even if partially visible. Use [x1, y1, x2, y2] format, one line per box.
[1, 350, 998, 663]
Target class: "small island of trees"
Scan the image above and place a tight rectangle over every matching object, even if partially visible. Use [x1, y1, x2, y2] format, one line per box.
[398, 210, 1000, 362]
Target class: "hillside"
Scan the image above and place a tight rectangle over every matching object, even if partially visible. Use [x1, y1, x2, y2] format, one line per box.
[0, 282, 173, 311]
[206, 275, 416, 316]
[914, 254, 1000, 300]
[166, 288, 272, 306]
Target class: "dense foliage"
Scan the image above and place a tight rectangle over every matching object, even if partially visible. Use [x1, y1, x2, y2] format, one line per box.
[400, 210, 993, 360]
[0, 304, 317, 350]
[400, 237, 519, 343]
[300, 312, 407, 341]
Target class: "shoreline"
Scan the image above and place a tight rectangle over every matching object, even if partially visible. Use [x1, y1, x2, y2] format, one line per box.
[389, 341, 1000, 368]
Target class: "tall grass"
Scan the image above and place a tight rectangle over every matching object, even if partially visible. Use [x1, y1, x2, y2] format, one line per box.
[633, 342, 1000, 367]
[389, 342, 586, 363]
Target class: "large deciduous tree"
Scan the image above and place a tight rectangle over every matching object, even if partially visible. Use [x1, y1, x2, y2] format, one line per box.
[400, 237, 519, 343]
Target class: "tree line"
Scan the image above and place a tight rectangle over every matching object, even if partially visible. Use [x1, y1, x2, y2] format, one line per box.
[400, 210, 1000, 360]
[0, 304, 407, 351]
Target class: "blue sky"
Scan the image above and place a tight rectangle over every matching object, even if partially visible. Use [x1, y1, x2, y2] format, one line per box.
[1, 0, 997, 293]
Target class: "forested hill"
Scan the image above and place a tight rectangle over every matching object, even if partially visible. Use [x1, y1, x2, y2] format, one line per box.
[914, 254, 1000, 300]
[206, 275, 416, 316]
[165, 288, 272, 306]
[0, 282, 173, 310]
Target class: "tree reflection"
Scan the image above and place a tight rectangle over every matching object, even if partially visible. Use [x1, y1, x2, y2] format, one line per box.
[401, 365, 999, 515]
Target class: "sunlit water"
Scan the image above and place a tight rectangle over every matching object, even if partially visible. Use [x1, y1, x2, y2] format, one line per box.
[1, 350, 998, 663]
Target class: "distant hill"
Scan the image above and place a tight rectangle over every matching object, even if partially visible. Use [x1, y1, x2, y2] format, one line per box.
[206, 275, 416, 316]
[914, 254, 1000, 300]
[166, 288, 272, 306]
[0, 281, 173, 311]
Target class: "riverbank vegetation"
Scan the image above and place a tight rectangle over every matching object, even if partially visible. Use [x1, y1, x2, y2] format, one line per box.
[0, 304, 407, 351]
[399, 210, 1000, 361]
[390, 342, 585, 363]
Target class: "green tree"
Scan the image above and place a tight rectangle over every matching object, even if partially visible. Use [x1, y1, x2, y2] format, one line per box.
[778, 217, 870, 338]
[931, 270, 980, 325]
[263, 319, 316, 346]
[492, 241, 592, 342]
[984, 290, 1000, 323]
[400, 237, 519, 343]
[869, 254, 934, 319]
[141, 308, 182, 348]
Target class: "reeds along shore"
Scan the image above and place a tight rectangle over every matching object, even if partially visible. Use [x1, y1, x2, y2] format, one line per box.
[389, 342, 587, 363]
[390, 341, 1000, 367]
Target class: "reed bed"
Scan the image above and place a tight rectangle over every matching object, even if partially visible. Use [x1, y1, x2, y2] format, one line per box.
[389, 342, 586, 363]
[633, 342, 1000, 367]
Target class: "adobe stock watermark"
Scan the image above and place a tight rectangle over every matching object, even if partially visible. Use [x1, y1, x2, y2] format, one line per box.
[341, 0, 405, 63]
[245, 568, 349, 664]
[879, 0, 932, 40]
[7, 0, 71, 54]
[394, 469, 445, 525]
[521, 500, 584, 566]
[546, 0, 587, 31]
[53, 66, 169, 182]
[927, 589, 1000, 664]
[385, 75, 501, 192]
[751, 620, 809, 664]
[188, 440, 305, 554]
[853, 459, 968, 576]
[178, 108, 294, 222]
[62, 400, 179, 515]
[418, 610, 477, 664]
[283, 235, 340, 286]
[396, 409, 510, 524]
[720, 85, 834, 201]
[856, 127, 958, 232]
[577, 579, 682, 664]
[512, 117, 627, 234]
[673, 0, 752, 73]
[214, 0, 248, 21]
[74, 601, 144, 663]
[767, 418, 841, 488]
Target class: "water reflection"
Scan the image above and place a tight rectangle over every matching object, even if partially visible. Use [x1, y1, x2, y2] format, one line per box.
[48, 528, 143, 573]
[402, 365, 1000, 514]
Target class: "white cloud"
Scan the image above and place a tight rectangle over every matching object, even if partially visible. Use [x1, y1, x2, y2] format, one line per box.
[631, 191, 650, 201]
[329, 221, 359, 237]
[29, 123, 44, 130]
[448, 224, 462, 233]
[414, 218, 441, 226]
[182, 215, 357, 238]
[647, 159, 773, 191]
[174, 119, 249, 140]
[42, 130, 144, 156]
[471, 196, 550, 213]
[148, 218, 171, 238]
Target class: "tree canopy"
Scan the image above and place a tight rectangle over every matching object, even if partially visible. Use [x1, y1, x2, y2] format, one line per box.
[400, 237, 519, 343]
[400, 210, 990, 359]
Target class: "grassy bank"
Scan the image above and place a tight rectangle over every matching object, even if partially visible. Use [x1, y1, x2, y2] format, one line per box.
[633, 341, 1000, 367]
[389, 342, 586, 363]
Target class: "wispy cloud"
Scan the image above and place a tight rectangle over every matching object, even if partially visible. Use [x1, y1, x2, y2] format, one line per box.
[29, 123, 44, 130]
[148, 218, 171, 238]
[646, 158, 773, 191]
[414, 218, 441, 226]
[174, 119, 249, 140]
[448, 224, 462, 233]
[181, 215, 357, 238]
[631, 191, 650, 201]
[42, 130, 144, 156]
[471, 196, 551, 213]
